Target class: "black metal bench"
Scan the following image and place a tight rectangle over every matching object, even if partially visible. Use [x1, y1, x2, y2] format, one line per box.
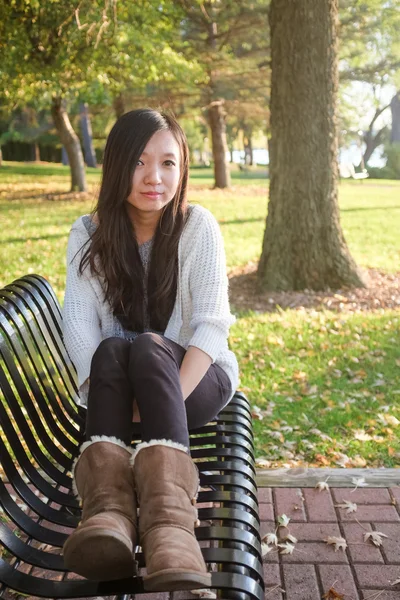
[0, 274, 264, 600]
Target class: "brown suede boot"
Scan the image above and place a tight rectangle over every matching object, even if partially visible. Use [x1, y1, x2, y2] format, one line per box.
[63, 437, 138, 581]
[132, 440, 212, 592]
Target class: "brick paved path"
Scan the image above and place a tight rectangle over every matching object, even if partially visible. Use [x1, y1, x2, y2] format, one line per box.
[260, 486, 400, 600]
[3, 485, 400, 599]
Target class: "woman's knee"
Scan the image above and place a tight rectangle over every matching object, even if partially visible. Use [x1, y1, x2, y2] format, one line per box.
[129, 333, 170, 372]
[91, 337, 131, 372]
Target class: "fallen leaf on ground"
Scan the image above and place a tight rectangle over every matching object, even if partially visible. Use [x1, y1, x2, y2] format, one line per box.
[261, 542, 274, 557]
[322, 587, 345, 599]
[278, 542, 295, 555]
[351, 477, 367, 490]
[262, 532, 278, 546]
[285, 533, 298, 544]
[364, 531, 389, 547]
[324, 536, 347, 552]
[315, 481, 330, 491]
[335, 500, 357, 513]
[277, 514, 290, 527]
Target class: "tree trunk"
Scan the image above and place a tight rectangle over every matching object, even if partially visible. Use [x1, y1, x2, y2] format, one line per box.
[113, 93, 125, 119]
[390, 91, 400, 143]
[363, 126, 388, 165]
[62, 146, 69, 165]
[51, 97, 87, 192]
[32, 142, 40, 161]
[258, 0, 365, 291]
[207, 100, 231, 189]
[243, 126, 253, 166]
[80, 102, 97, 168]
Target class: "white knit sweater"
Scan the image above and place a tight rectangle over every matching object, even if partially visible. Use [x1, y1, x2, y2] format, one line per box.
[63, 204, 239, 407]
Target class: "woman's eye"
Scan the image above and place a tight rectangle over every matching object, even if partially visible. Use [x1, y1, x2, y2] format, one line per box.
[137, 159, 144, 166]
[164, 160, 176, 167]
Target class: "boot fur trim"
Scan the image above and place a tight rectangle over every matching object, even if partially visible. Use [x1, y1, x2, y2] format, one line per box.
[71, 435, 133, 498]
[130, 438, 189, 467]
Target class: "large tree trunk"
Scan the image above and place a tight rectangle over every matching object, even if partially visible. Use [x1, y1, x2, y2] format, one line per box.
[51, 97, 87, 192]
[390, 91, 400, 143]
[258, 0, 365, 291]
[80, 103, 97, 168]
[207, 100, 231, 189]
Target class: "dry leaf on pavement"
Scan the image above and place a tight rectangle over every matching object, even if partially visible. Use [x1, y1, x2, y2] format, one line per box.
[278, 542, 295, 555]
[335, 500, 357, 513]
[363, 531, 389, 547]
[277, 514, 290, 527]
[324, 536, 348, 552]
[315, 481, 330, 491]
[322, 587, 345, 599]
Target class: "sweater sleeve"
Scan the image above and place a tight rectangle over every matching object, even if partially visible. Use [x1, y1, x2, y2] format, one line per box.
[188, 210, 235, 361]
[63, 223, 102, 389]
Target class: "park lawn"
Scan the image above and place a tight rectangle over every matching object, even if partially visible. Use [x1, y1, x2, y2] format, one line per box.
[1, 162, 400, 467]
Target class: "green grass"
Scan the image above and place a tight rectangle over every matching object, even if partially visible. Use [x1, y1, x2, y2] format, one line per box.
[233, 309, 400, 468]
[1, 162, 400, 467]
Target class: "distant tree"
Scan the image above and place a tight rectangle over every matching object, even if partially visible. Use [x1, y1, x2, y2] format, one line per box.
[338, 0, 400, 165]
[0, 1, 195, 191]
[173, 0, 269, 188]
[258, 0, 365, 291]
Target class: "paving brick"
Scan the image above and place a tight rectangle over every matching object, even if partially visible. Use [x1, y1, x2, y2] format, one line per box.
[282, 564, 319, 600]
[341, 522, 384, 563]
[361, 592, 400, 600]
[280, 542, 348, 564]
[257, 487, 272, 503]
[260, 520, 276, 538]
[332, 487, 392, 505]
[259, 502, 275, 522]
[302, 488, 337, 522]
[288, 522, 341, 541]
[263, 563, 282, 587]
[373, 522, 400, 564]
[274, 488, 306, 522]
[262, 587, 284, 600]
[355, 565, 400, 588]
[337, 505, 400, 522]
[318, 564, 359, 600]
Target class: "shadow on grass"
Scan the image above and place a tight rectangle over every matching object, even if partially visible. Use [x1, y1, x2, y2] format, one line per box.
[342, 205, 400, 212]
[219, 217, 264, 226]
[4, 232, 68, 244]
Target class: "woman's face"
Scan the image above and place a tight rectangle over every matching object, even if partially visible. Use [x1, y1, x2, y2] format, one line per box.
[127, 129, 181, 219]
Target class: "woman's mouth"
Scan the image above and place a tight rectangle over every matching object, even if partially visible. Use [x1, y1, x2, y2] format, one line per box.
[142, 192, 162, 199]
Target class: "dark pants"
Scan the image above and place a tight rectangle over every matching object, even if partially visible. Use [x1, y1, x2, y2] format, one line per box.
[85, 333, 232, 448]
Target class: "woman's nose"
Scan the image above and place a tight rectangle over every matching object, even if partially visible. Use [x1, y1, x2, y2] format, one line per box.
[144, 165, 162, 185]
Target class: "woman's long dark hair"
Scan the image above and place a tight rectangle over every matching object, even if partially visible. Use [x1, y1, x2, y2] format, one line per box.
[79, 108, 189, 332]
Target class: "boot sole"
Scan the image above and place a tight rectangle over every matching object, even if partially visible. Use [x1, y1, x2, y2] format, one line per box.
[63, 527, 136, 581]
[143, 569, 212, 591]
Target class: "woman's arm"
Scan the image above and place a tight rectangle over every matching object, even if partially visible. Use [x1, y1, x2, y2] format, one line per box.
[63, 224, 102, 390]
[187, 210, 235, 362]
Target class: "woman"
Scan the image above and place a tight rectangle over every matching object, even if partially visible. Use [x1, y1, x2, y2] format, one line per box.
[62, 109, 238, 591]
